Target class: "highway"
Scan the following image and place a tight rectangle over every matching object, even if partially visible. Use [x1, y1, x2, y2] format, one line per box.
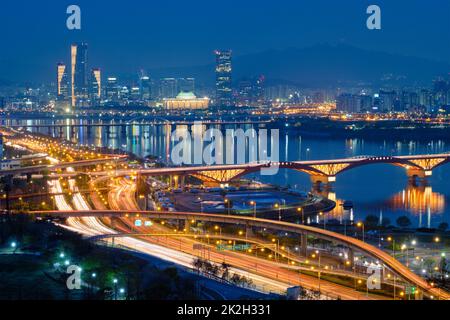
[33, 206, 450, 300]
[0, 156, 127, 176]
[92, 177, 392, 300]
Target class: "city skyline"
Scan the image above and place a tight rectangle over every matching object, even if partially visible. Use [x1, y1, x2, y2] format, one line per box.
[1, 1, 450, 305]
[1, 1, 450, 83]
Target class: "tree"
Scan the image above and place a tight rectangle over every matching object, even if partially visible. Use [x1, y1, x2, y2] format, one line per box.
[438, 222, 449, 232]
[364, 215, 379, 229]
[193, 258, 204, 272]
[396, 216, 411, 228]
[423, 258, 435, 274]
[381, 217, 391, 228]
[221, 262, 230, 280]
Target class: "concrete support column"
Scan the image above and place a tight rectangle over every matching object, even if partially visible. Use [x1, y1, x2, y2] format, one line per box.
[184, 219, 191, 233]
[300, 233, 308, 257]
[180, 175, 185, 190]
[347, 248, 354, 269]
[245, 223, 254, 238]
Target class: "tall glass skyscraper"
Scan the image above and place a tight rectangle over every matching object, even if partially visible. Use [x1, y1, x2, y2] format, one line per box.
[215, 50, 233, 107]
[56, 62, 70, 113]
[56, 63, 69, 99]
[90, 68, 102, 104]
[71, 43, 89, 108]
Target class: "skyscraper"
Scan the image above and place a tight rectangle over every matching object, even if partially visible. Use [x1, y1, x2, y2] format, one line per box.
[71, 43, 89, 108]
[56, 63, 70, 113]
[160, 78, 177, 99]
[177, 78, 195, 94]
[215, 50, 233, 107]
[90, 68, 102, 104]
[56, 63, 69, 99]
[105, 77, 120, 103]
[140, 76, 152, 101]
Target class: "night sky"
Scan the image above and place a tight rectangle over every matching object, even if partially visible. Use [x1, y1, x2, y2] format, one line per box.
[0, 0, 449, 82]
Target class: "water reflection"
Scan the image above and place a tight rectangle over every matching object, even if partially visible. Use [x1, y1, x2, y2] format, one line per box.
[3, 118, 449, 226]
[387, 185, 445, 216]
[322, 184, 446, 223]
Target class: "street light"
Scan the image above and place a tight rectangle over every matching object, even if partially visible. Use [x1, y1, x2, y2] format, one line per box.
[224, 199, 231, 215]
[250, 201, 257, 219]
[297, 207, 304, 224]
[401, 244, 410, 267]
[314, 249, 322, 293]
[274, 203, 281, 221]
[113, 278, 118, 300]
[10, 241, 17, 254]
[357, 222, 365, 242]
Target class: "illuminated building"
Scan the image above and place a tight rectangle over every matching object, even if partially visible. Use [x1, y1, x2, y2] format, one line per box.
[90, 68, 102, 104]
[379, 90, 397, 112]
[105, 77, 119, 103]
[215, 50, 233, 107]
[140, 76, 152, 101]
[56, 63, 70, 113]
[57, 63, 69, 99]
[71, 43, 89, 108]
[0, 134, 3, 160]
[336, 94, 361, 113]
[160, 78, 177, 99]
[163, 91, 209, 110]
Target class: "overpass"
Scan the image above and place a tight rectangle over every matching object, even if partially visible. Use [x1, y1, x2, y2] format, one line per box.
[29, 209, 450, 300]
[0, 156, 127, 176]
[90, 153, 450, 186]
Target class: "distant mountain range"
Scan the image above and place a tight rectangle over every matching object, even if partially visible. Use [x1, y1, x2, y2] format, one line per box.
[149, 44, 450, 88]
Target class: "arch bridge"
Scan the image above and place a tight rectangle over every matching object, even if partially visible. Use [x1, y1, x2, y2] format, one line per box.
[94, 153, 450, 187]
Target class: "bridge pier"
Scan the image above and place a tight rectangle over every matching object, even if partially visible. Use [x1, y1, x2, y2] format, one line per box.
[70, 126, 76, 138]
[310, 175, 335, 191]
[407, 168, 432, 185]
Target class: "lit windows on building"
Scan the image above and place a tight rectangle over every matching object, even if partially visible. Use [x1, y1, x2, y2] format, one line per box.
[71, 43, 89, 108]
[163, 91, 209, 110]
[215, 50, 233, 107]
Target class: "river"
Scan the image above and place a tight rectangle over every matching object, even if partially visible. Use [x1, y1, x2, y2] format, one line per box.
[4, 118, 449, 228]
